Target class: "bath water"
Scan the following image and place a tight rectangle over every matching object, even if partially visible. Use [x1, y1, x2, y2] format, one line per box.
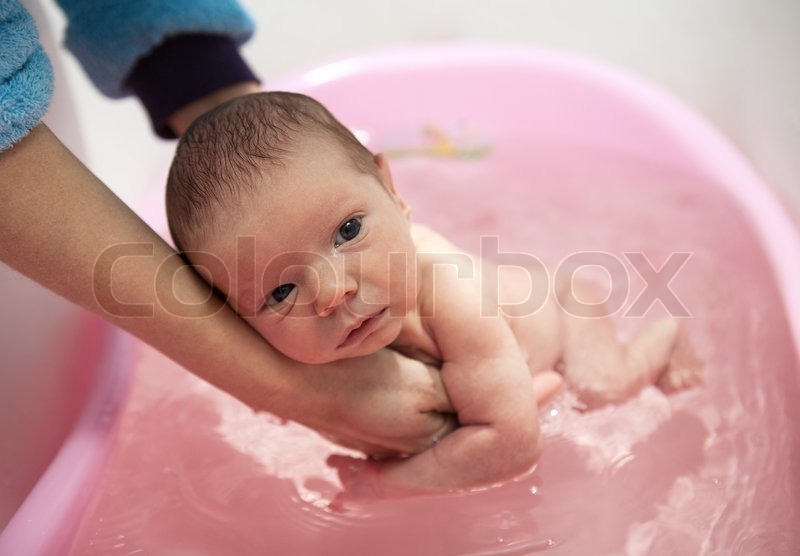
[70, 138, 800, 555]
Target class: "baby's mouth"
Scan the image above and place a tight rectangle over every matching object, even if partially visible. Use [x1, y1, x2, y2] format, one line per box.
[337, 308, 388, 349]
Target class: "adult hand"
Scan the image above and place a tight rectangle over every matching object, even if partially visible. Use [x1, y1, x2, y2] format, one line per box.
[283, 350, 456, 457]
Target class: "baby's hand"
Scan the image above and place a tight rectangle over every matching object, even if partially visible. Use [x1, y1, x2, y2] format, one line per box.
[328, 452, 445, 505]
[327, 371, 560, 503]
[327, 454, 418, 509]
[327, 454, 384, 501]
[532, 370, 564, 407]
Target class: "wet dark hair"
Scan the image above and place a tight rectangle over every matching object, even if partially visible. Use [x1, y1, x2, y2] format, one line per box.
[166, 91, 378, 251]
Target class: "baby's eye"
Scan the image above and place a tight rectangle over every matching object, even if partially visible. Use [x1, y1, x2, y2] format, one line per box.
[267, 284, 295, 307]
[335, 217, 362, 247]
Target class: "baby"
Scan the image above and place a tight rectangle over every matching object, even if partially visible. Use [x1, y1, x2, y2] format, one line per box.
[166, 92, 694, 496]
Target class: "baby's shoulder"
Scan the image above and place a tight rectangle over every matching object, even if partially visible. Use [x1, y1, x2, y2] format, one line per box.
[410, 224, 482, 328]
[411, 223, 477, 280]
[410, 223, 462, 254]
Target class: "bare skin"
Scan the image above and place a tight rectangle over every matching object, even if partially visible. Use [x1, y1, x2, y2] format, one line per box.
[350, 223, 693, 494]
[0, 124, 456, 457]
[408, 226, 694, 408]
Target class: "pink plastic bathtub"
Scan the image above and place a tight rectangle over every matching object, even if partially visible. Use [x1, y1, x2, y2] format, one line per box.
[2, 44, 799, 555]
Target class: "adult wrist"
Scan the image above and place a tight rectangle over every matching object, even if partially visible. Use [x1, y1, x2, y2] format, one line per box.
[167, 81, 261, 137]
[125, 34, 260, 139]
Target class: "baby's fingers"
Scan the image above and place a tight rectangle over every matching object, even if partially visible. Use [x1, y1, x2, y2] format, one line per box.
[532, 370, 564, 407]
[326, 454, 383, 499]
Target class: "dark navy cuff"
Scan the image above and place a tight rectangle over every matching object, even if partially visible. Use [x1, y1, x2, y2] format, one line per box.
[125, 34, 260, 139]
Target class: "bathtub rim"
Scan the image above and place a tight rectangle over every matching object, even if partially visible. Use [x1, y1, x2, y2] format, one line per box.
[0, 323, 137, 555]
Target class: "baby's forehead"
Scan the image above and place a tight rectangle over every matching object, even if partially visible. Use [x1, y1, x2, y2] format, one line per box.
[207, 184, 335, 252]
[203, 145, 380, 252]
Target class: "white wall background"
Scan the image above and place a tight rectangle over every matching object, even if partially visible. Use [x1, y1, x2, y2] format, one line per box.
[34, 0, 800, 218]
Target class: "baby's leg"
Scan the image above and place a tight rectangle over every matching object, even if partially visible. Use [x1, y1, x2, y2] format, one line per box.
[558, 280, 680, 406]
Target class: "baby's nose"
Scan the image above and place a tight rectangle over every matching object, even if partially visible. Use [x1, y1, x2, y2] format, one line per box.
[313, 259, 358, 317]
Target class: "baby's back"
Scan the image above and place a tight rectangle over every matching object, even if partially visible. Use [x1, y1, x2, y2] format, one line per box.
[392, 224, 563, 374]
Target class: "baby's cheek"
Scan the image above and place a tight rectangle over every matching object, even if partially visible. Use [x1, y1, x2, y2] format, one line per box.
[389, 251, 416, 293]
[385, 271, 413, 314]
[251, 319, 297, 352]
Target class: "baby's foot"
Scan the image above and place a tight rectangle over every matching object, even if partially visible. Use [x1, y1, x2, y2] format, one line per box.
[656, 332, 703, 393]
[626, 317, 680, 377]
[657, 365, 701, 392]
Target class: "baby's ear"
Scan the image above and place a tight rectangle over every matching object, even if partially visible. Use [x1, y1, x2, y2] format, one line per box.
[373, 153, 412, 220]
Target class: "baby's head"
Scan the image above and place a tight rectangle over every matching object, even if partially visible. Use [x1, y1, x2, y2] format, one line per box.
[166, 92, 417, 364]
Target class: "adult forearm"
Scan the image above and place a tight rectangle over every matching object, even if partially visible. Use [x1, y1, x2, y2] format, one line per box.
[0, 125, 453, 454]
[0, 124, 294, 409]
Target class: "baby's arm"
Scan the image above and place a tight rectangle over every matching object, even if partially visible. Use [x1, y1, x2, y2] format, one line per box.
[372, 260, 541, 493]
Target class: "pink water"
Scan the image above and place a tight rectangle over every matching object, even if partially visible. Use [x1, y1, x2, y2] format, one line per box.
[70, 139, 800, 555]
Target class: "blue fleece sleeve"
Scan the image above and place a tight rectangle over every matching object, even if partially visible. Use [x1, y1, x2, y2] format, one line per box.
[55, 0, 255, 98]
[0, 0, 54, 152]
